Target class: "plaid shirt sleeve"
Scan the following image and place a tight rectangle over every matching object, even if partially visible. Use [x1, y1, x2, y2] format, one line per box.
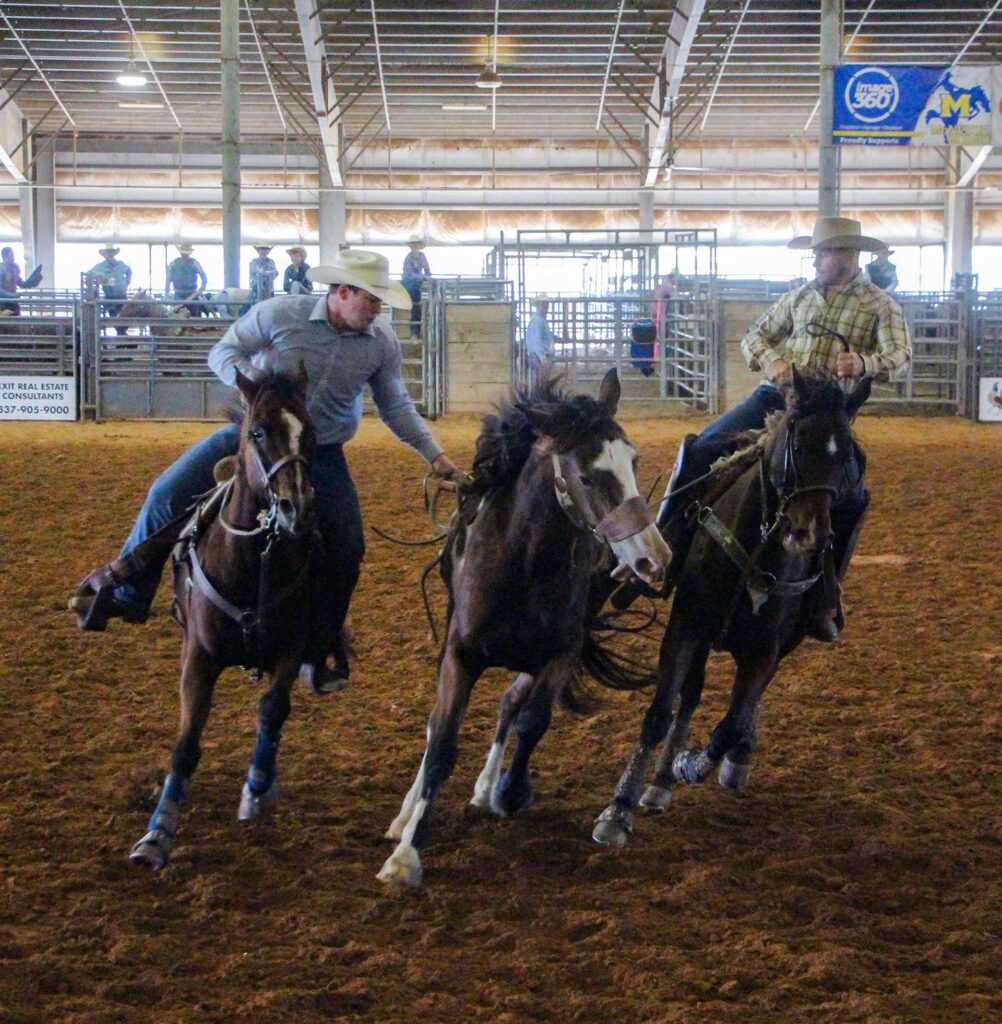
[861, 293, 911, 380]
[740, 290, 796, 372]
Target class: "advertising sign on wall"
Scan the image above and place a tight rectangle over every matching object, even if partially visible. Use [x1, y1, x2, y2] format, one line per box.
[979, 378, 1002, 422]
[834, 65, 994, 146]
[0, 376, 78, 421]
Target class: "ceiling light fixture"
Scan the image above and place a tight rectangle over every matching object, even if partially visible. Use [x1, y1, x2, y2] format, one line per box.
[116, 60, 148, 87]
[442, 103, 487, 111]
[118, 100, 163, 109]
[476, 66, 502, 90]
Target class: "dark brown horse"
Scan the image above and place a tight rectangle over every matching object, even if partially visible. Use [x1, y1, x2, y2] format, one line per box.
[129, 368, 317, 869]
[593, 369, 871, 846]
[379, 369, 671, 886]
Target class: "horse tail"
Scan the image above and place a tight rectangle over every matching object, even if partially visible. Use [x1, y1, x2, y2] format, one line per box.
[578, 626, 656, 694]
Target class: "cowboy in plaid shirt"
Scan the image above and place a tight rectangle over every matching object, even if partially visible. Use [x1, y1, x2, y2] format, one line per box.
[654, 216, 912, 642]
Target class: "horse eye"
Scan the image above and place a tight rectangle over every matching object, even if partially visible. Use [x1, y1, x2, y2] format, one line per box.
[250, 428, 264, 443]
[580, 475, 594, 487]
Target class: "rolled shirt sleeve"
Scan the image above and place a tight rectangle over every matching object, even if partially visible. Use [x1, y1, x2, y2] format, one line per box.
[368, 338, 443, 464]
[740, 294, 795, 373]
[208, 303, 272, 383]
[861, 296, 911, 381]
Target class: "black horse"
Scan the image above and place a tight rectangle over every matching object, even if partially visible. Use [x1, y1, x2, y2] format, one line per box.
[593, 369, 871, 846]
[378, 369, 671, 886]
[129, 368, 318, 869]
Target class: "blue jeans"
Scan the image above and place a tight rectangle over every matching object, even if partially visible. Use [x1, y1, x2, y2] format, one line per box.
[114, 428, 366, 647]
[402, 275, 423, 337]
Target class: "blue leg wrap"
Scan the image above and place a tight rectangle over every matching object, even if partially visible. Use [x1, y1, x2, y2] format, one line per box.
[247, 731, 279, 794]
[148, 772, 188, 835]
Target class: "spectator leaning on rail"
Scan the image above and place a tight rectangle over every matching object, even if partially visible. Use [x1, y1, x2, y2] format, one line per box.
[69, 249, 460, 694]
[88, 244, 132, 326]
[248, 242, 279, 304]
[0, 246, 43, 315]
[639, 216, 912, 642]
[283, 245, 313, 295]
[525, 293, 556, 386]
[166, 242, 208, 316]
[400, 233, 432, 338]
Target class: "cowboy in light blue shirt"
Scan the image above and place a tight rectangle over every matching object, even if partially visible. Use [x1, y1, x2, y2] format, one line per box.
[525, 294, 556, 385]
[88, 244, 132, 299]
[74, 250, 458, 695]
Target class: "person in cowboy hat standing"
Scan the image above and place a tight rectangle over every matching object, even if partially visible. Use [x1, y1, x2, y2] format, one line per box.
[166, 242, 208, 316]
[248, 242, 278, 304]
[283, 245, 313, 295]
[643, 216, 912, 641]
[88, 244, 133, 330]
[70, 249, 459, 693]
[525, 293, 556, 386]
[864, 244, 899, 293]
[401, 234, 432, 338]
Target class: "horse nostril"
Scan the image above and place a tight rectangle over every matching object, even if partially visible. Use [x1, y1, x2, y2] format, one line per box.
[636, 557, 655, 578]
[277, 497, 296, 521]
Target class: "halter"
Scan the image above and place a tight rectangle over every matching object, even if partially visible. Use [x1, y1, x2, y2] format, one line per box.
[549, 451, 653, 545]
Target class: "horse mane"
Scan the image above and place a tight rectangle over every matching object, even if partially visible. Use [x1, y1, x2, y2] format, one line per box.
[225, 369, 308, 426]
[468, 374, 618, 497]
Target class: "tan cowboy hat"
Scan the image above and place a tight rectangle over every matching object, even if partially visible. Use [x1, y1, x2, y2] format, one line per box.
[875, 243, 895, 255]
[307, 249, 411, 308]
[176, 241, 194, 254]
[98, 243, 120, 256]
[533, 293, 550, 304]
[252, 241, 273, 251]
[788, 216, 885, 252]
[407, 233, 426, 247]
[286, 245, 307, 256]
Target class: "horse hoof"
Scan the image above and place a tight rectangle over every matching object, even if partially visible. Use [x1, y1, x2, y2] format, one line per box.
[128, 829, 171, 870]
[489, 774, 532, 817]
[718, 756, 752, 792]
[237, 781, 279, 821]
[592, 804, 632, 847]
[377, 847, 423, 887]
[639, 784, 673, 812]
[468, 785, 491, 810]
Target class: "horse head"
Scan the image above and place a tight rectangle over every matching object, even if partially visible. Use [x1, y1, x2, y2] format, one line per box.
[765, 367, 868, 557]
[234, 364, 315, 539]
[526, 368, 670, 586]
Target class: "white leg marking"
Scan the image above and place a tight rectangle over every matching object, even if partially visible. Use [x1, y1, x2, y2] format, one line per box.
[471, 738, 508, 809]
[386, 751, 427, 841]
[377, 798, 427, 886]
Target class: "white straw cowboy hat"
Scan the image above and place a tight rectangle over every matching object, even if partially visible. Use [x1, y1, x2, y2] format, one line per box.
[98, 243, 120, 256]
[176, 241, 194, 254]
[307, 249, 412, 308]
[533, 293, 550, 303]
[407, 233, 426, 247]
[788, 216, 885, 252]
[252, 241, 273, 250]
[286, 245, 307, 256]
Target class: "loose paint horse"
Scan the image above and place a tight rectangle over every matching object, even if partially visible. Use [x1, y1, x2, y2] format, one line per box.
[593, 370, 871, 847]
[129, 368, 317, 869]
[379, 369, 671, 886]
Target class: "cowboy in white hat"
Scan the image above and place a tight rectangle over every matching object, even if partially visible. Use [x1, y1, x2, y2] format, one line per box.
[283, 245, 312, 295]
[70, 248, 459, 695]
[639, 215, 912, 642]
[864, 242, 899, 294]
[88, 244, 133, 326]
[401, 233, 432, 338]
[248, 242, 278, 304]
[166, 242, 208, 315]
[525, 292, 556, 387]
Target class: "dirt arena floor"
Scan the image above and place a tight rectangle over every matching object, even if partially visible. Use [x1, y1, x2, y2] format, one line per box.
[1, 410, 1000, 1024]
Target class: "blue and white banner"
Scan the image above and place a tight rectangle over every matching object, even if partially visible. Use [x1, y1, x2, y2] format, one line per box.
[834, 65, 993, 146]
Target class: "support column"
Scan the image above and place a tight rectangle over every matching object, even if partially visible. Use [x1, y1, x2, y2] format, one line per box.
[639, 189, 654, 232]
[17, 122, 35, 268]
[818, 0, 841, 217]
[318, 159, 346, 262]
[34, 142, 55, 279]
[220, 0, 241, 288]
[944, 160, 974, 288]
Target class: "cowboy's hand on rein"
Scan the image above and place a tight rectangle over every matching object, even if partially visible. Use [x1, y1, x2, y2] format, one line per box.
[430, 453, 461, 480]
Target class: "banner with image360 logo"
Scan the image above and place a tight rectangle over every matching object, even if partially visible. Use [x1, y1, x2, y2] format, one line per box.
[834, 65, 994, 146]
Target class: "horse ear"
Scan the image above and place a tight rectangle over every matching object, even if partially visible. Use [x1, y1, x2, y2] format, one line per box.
[598, 367, 621, 415]
[845, 375, 872, 418]
[235, 368, 261, 404]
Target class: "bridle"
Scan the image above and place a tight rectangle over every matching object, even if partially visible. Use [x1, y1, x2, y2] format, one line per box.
[219, 406, 312, 539]
[549, 450, 653, 546]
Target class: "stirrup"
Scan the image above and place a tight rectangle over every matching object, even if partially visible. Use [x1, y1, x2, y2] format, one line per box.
[69, 565, 146, 631]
